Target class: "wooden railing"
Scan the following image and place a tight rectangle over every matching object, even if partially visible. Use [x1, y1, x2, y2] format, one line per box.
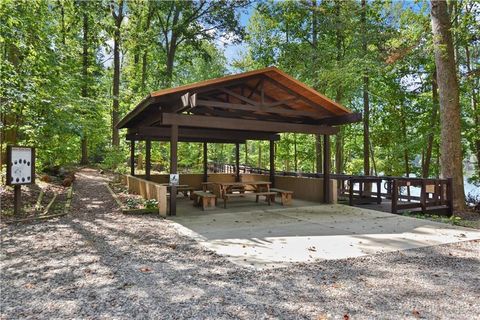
[210, 163, 453, 215]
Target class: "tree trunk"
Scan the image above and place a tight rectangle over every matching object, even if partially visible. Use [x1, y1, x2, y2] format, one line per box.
[80, 7, 89, 165]
[81, 137, 88, 165]
[465, 45, 480, 179]
[400, 106, 411, 197]
[431, 0, 466, 211]
[294, 134, 298, 172]
[257, 142, 262, 169]
[1, 42, 21, 164]
[310, 0, 323, 174]
[111, 28, 120, 147]
[59, 0, 66, 45]
[111, 0, 124, 147]
[422, 71, 439, 178]
[164, 8, 180, 87]
[315, 134, 323, 173]
[165, 44, 176, 87]
[111, 33, 120, 146]
[361, 0, 370, 176]
[244, 141, 248, 165]
[141, 4, 153, 92]
[334, 0, 344, 174]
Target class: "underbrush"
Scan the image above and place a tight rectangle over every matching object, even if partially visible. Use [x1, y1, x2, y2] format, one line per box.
[402, 211, 480, 229]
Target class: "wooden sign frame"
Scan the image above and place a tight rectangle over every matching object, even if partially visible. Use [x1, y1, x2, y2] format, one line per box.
[6, 146, 36, 186]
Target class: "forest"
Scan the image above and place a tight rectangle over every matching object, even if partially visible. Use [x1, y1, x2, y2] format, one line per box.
[1, 0, 479, 206]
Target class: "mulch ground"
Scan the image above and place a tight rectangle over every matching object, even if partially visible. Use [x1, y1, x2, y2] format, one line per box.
[1, 168, 479, 319]
[0, 179, 69, 223]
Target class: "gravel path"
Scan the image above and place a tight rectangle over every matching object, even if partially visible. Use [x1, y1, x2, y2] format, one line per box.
[1, 168, 479, 319]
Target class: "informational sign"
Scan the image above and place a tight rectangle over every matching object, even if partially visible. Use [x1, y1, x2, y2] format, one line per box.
[169, 173, 179, 186]
[6, 146, 35, 186]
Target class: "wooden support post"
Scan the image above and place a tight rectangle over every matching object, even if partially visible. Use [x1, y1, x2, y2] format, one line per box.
[14, 185, 21, 216]
[420, 180, 427, 212]
[235, 142, 240, 182]
[376, 179, 382, 204]
[391, 179, 398, 214]
[130, 140, 135, 176]
[269, 140, 275, 187]
[323, 134, 330, 203]
[145, 139, 151, 180]
[349, 178, 354, 206]
[434, 179, 440, 205]
[203, 142, 208, 183]
[385, 177, 392, 199]
[446, 177, 453, 216]
[169, 125, 178, 216]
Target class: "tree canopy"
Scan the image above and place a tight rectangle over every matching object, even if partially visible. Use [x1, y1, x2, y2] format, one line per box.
[1, 0, 479, 201]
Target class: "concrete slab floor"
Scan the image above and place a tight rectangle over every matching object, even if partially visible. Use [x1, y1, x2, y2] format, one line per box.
[169, 199, 480, 269]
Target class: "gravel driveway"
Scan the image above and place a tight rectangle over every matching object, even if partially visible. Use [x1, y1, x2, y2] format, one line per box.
[1, 168, 479, 319]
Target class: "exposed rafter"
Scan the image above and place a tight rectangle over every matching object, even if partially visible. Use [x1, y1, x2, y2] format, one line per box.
[161, 113, 339, 135]
[127, 126, 280, 142]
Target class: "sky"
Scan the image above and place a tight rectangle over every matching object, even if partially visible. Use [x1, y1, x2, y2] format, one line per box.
[221, 5, 254, 70]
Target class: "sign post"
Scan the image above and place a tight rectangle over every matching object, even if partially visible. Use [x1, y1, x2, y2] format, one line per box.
[6, 146, 35, 216]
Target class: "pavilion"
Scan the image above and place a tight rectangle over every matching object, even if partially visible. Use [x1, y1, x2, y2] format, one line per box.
[117, 66, 361, 215]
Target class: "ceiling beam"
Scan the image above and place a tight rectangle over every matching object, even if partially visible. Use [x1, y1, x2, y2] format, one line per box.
[126, 134, 247, 144]
[247, 79, 263, 99]
[161, 113, 339, 135]
[315, 112, 362, 125]
[191, 106, 297, 123]
[263, 76, 335, 115]
[128, 126, 281, 141]
[195, 99, 321, 118]
[219, 88, 259, 106]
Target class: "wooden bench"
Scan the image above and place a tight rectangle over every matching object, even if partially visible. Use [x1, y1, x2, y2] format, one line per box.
[222, 192, 245, 208]
[177, 186, 195, 198]
[255, 192, 277, 205]
[270, 188, 294, 205]
[192, 191, 216, 211]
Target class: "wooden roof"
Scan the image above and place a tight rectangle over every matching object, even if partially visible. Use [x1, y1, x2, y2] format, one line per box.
[119, 67, 360, 141]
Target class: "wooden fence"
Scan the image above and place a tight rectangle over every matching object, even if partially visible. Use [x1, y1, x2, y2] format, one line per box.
[124, 161, 453, 215]
[213, 163, 453, 215]
[122, 175, 168, 217]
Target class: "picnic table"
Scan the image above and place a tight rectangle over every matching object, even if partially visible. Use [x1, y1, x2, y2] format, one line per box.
[204, 181, 275, 208]
[161, 184, 193, 198]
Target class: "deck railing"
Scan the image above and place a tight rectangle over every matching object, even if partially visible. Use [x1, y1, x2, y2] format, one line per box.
[210, 163, 453, 215]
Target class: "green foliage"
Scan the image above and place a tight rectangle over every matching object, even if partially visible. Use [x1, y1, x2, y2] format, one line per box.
[1, 0, 478, 191]
[144, 199, 158, 210]
[125, 198, 140, 209]
[402, 212, 478, 229]
[100, 146, 128, 173]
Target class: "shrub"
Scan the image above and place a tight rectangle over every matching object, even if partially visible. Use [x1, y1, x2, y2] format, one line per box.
[101, 147, 127, 173]
[145, 199, 158, 209]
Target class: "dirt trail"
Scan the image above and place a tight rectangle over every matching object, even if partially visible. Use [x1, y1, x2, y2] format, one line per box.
[70, 167, 121, 216]
[1, 168, 479, 319]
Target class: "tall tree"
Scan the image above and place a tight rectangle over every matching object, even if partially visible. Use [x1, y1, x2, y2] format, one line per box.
[361, 0, 370, 176]
[110, 0, 125, 147]
[80, 1, 90, 164]
[334, 0, 344, 174]
[154, 0, 248, 87]
[422, 71, 439, 178]
[430, 0, 465, 211]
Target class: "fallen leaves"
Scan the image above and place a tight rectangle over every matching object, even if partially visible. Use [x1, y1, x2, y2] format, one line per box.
[412, 308, 421, 318]
[139, 267, 152, 272]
